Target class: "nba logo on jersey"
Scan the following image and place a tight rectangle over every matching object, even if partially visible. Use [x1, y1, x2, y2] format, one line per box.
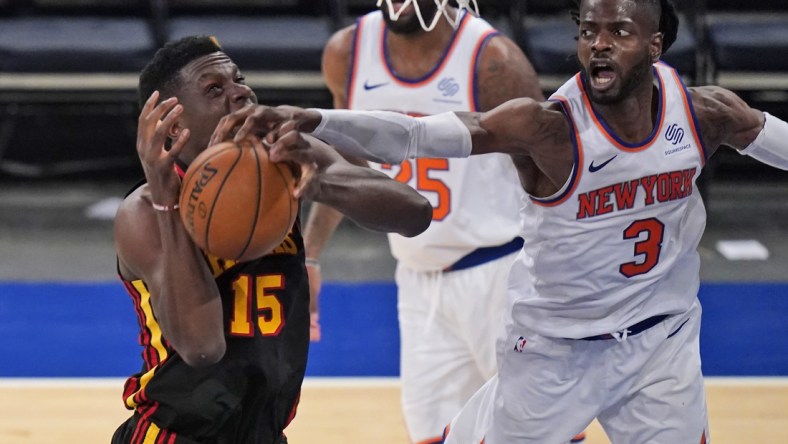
[514, 336, 527, 352]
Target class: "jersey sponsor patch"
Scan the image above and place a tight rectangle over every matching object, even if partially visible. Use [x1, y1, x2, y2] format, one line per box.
[663, 123, 693, 157]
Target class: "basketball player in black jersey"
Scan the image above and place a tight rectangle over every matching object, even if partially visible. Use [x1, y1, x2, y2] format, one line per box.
[111, 35, 432, 444]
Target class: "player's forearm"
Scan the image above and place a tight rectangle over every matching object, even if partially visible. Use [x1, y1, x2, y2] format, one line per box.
[738, 112, 788, 170]
[312, 164, 432, 237]
[306, 109, 472, 163]
[152, 212, 226, 366]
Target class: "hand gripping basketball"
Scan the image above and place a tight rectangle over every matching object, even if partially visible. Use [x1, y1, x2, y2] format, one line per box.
[179, 137, 299, 261]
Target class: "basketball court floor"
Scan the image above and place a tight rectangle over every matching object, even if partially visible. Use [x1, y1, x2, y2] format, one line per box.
[1, 177, 787, 443]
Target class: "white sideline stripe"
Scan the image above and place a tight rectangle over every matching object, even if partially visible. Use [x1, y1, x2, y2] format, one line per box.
[0, 377, 786, 389]
[705, 377, 788, 387]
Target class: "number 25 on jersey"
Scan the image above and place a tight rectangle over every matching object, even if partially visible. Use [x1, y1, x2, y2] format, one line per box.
[381, 158, 451, 221]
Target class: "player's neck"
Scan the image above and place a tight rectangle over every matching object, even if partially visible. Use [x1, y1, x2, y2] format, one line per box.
[593, 79, 660, 144]
[384, 13, 457, 79]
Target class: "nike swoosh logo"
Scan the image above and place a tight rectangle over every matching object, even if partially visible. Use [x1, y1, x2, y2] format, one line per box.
[588, 155, 617, 172]
[363, 81, 389, 91]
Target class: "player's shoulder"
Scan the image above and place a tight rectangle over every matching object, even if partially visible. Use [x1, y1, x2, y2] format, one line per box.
[687, 85, 740, 108]
[686, 85, 750, 125]
[114, 184, 159, 248]
[474, 31, 543, 108]
[324, 23, 357, 59]
[116, 183, 150, 218]
[114, 184, 158, 281]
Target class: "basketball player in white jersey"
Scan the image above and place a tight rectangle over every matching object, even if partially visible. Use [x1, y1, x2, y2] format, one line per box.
[210, 0, 788, 441]
[298, 2, 588, 443]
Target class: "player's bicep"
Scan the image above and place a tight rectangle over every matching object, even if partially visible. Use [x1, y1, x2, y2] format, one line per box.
[691, 86, 764, 152]
[467, 98, 549, 156]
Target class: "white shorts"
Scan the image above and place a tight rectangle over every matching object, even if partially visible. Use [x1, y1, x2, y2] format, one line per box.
[396, 252, 517, 443]
[445, 299, 709, 444]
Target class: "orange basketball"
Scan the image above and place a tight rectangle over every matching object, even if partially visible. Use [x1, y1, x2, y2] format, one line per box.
[179, 138, 299, 262]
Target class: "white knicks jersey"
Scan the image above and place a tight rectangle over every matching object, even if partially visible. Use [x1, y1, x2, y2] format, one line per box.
[347, 10, 524, 271]
[510, 63, 709, 339]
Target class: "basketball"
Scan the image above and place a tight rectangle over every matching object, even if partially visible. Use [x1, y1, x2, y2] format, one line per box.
[179, 138, 299, 262]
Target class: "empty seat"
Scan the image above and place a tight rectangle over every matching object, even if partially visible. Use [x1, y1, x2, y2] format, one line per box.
[0, 0, 159, 73]
[165, 0, 334, 71]
[704, 0, 788, 78]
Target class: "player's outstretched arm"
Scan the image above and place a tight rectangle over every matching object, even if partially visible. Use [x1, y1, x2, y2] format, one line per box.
[270, 130, 432, 237]
[292, 96, 550, 163]
[691, 86, 788, 171]
[210, 99, 564, 168]
[115, 92, 226, 368]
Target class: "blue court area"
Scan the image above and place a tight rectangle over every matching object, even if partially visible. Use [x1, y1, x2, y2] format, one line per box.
[0, 282, 786, 377]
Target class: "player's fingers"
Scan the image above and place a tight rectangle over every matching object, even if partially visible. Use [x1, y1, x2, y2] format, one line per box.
[265, 131, 276, 147]
[145, 104, 183, 154]
[269, 130, 304, 163]
[148, 97, 178, 124]
[212, 105, 254, 146]
[234, 106, 284, 143]
[278, 119, 298, 137]
[158, 104, 183, 135]
[233, 105, 270, 142]
[139, 91, 159, 121]
[293, 162, 316, 199]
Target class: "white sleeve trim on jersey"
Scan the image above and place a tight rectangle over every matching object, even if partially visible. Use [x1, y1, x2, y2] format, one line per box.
[739, 112, 788, 170]
[308, 109, 472, 164]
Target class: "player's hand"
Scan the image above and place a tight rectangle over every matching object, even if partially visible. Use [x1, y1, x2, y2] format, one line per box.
[306, 260, 322, 342]
[209, 104, 321, 147]
[137, 91, 190, 206]
[269, 124, 344, 199]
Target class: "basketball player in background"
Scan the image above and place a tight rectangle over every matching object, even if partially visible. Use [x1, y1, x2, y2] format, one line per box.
[298, 1, 592, 443]
[111, 35, 431, 444]
[213, 0, 788, 441]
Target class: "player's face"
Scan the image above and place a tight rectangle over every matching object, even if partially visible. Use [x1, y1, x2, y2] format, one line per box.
[576, 0, 661, 105]
[380, 0, 439, 35]
[173, 52, 257, 160]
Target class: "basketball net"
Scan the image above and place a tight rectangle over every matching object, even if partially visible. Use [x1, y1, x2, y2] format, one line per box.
[376, 0, 480, 31]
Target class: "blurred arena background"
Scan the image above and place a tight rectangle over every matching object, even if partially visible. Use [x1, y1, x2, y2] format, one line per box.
[0, 1, 787, 443]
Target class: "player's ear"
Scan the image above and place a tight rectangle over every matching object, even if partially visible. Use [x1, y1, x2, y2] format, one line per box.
[649, 32, 663, 63]
[168, 120, 184, 142]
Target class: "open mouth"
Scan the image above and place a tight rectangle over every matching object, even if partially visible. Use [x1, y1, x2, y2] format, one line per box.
[590, 61, 617, 91]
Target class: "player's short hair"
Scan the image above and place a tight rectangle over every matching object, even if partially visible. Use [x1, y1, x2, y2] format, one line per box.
[570, 0, 679, 54]
[138, 35, 223, 108]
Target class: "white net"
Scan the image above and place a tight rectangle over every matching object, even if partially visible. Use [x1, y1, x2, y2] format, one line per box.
[376, 0, 480, 31]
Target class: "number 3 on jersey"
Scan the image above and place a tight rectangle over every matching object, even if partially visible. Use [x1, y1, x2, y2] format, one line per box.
[619, 218, 665, 278]
[230, 274, 285, 336]
[381, 158, 451, 221]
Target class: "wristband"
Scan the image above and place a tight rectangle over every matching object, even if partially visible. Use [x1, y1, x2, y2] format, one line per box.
[152, 202, 180, 212]
[305, 257, 320, 270]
